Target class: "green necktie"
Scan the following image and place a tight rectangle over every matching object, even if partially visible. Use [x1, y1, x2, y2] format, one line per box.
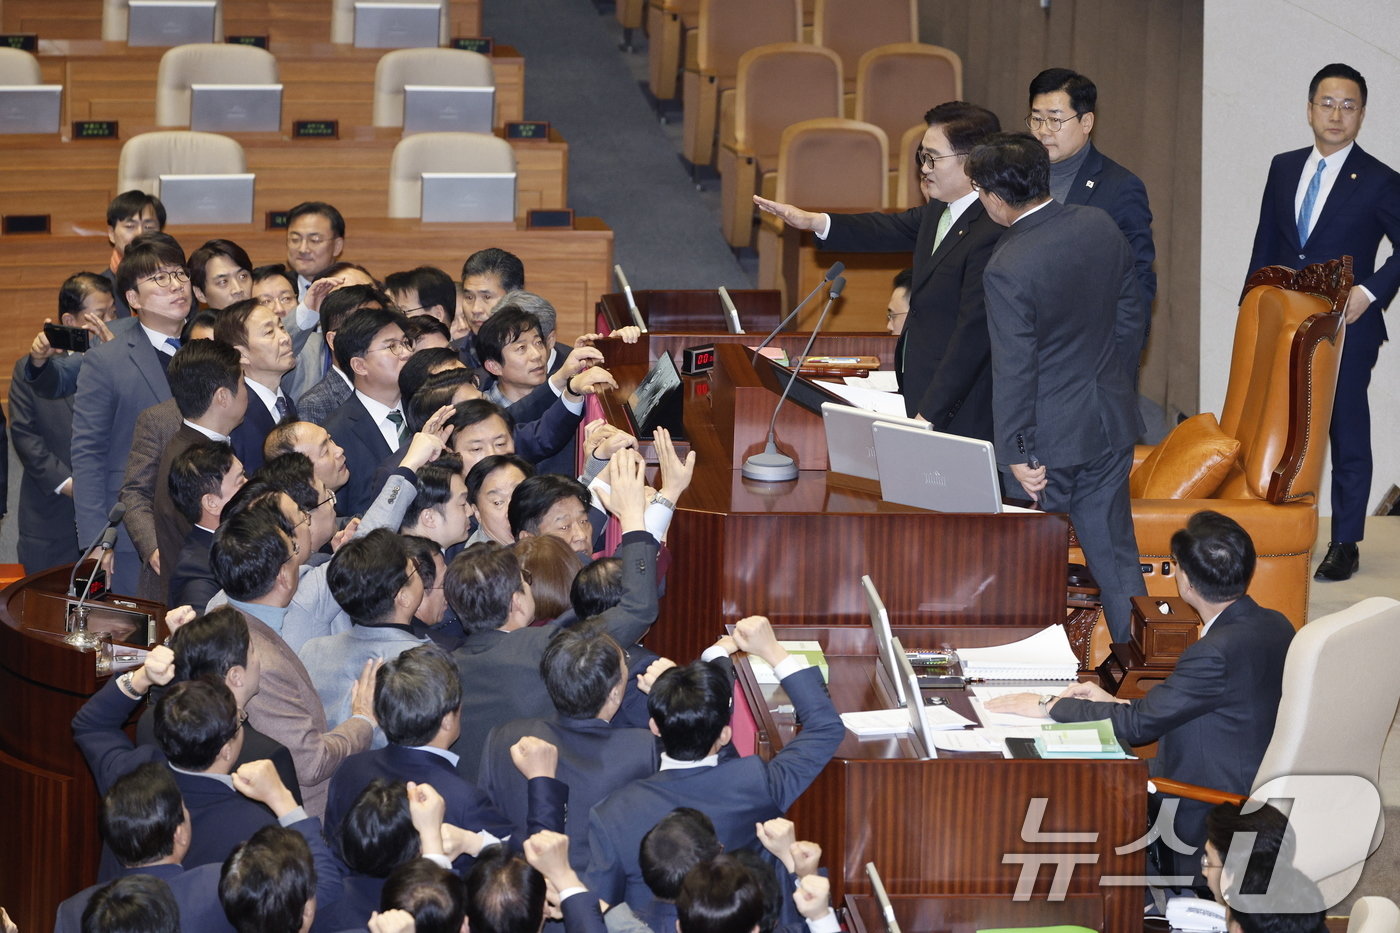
[931, 206, 953, 253]
[386, 409, 407, 448]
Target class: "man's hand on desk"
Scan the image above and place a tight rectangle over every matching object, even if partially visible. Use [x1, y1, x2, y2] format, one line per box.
[1059, 681, 1129, 705]
[733, 615, 789, 669]
[550, 346, 605, 393]
[565, 366, 619, 399]
[983, 693, 1054, 719]
[583, 420, 638, 461]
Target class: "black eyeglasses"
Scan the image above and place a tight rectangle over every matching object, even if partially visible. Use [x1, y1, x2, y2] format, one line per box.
[914, 146, 966, 170]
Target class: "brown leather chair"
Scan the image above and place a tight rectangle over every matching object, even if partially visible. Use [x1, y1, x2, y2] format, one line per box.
[680, 0, 801, 167]
[893, 122, 925, 208]
[717, 43, 843, 247]
[853, 43, 960, 204]
[812, 0, 917, 112]
[1075, 259, 1350, 631]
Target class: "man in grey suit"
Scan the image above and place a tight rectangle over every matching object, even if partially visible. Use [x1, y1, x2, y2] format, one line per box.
[967, 133, 1148, 642]
[24, 233, 192, 595]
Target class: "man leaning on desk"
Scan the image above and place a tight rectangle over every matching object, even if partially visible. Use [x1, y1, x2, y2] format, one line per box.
[988, 510, 1293, 883]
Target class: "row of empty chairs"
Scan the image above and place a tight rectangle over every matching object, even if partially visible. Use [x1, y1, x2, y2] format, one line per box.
[98, 0, 452, 45]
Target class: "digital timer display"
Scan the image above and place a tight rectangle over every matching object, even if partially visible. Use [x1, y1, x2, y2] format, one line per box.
[681, 344, 717, 375]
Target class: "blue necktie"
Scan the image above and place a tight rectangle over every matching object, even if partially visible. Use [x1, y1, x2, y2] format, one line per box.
[1297, 159, 1326, 245]
[164, 336, 182, 353]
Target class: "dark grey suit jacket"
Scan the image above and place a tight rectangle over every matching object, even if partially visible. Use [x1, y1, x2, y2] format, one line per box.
[118, 399, 184, 600]
[982, 200, 1145, 469]
[10, 356, 79, 572]
[323, 392, 396, 517]
[825, 199, 1004, 438]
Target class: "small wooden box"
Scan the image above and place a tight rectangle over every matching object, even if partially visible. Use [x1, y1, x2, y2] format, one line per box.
[1129, 595, 1200, 667]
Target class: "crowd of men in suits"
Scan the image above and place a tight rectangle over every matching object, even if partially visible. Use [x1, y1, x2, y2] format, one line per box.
[2, 59, 1385, 933]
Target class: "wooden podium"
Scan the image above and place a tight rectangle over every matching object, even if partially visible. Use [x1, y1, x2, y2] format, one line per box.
[593, 342, 1071, 662]
[0, 566, 168, 932]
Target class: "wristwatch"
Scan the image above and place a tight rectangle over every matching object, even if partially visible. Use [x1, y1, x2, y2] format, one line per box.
[117, 671, 143, 699]
[650, 493, 675, 510]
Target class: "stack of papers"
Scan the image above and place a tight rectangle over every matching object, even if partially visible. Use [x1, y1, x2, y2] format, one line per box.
[1034, 720, 1129, 759]
[841, 704, 976, 737]
[749, 642, 829, 684]
[957, 625, 1080, 681]
[968, 684, 1075, 727]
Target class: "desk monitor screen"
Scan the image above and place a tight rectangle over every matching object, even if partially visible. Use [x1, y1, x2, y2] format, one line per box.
[403, 85, 495, 135]
[823, 402, 931, 481]
[872, 421, 1004, 514]
[750, 351, 847, 417]
[625, 350, 687, 442]
[354, 1, 442, 48]
[862, 574, 908, 709]
[190, 84, 283, 133]
[0, 86, 61, 135]
[892, 637, 937, 760]
[158, 173, 255, 225]
[419, 172, 515, 223]
[127, 0, 217, 46]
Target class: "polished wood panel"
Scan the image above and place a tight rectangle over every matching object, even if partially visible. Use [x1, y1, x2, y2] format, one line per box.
[34, 39, 521, 130]
[595, 345, 1068, 662]
[0, 125, 567, 227]
[5, 0, 482, 48]
[0, 566, 167, 933]
[0, 218, 613, 403]
[768, 221, 911, 332]
[739, 624, 1148, 933]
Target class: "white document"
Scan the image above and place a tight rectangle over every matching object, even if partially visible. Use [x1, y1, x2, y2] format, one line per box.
[968, 683, 1075, 728]
[841, 709, 913, 736]
[815, 379, 908, 416]
[853, 370, 900, 392]
[957, 624, 1080, 680]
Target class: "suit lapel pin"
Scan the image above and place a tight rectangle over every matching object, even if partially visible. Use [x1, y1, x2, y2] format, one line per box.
[1085, 179, 1095, 188]
[1350, 173, 1357, 180]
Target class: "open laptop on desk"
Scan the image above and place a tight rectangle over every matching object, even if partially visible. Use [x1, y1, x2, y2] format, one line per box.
[158, 174, 254, 225]
[190, 84, 283, 133]
[823, 402, 930, 481]
[419, 172, 516, 223]
[127, 0, 216, 45]
[861, 575, 961, 709]
[0, 86, 61, 135]
[403, 85, 494, 134]
[892, 638, 937, 760]
[623, 350, 687, 443]
[872, 422, 1040, 514]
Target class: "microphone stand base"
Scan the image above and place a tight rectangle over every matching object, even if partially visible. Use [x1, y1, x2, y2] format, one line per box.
[741, 451, 799, 483]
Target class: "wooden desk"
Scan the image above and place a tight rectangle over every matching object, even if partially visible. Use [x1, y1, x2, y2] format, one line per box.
[0, 566, 169, 933]
[32, 39, 521, 129]
[0, 125, 567, 226]
[740, 624, 1148, 933]
[844, 893, 1106, 933]
[5, 0, 482, 48]
[597, 344, 1069, 662]
[0, 218, 612, 402]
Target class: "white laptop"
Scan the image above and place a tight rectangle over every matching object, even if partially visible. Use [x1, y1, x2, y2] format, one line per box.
[822, 402, 931, 481]
[127, 0, 217, 46]
[190, 84, 283, 133]
[892, 638, 938, 760]
[402, 85, 494, 134]
[353, 1, 442, 48]
[419, 171, 515, 222]
[0, 86, 61, 134]
[158, 173, 255, 225]
[862, 574, 908, 709]
[872, 421, 1014, 514]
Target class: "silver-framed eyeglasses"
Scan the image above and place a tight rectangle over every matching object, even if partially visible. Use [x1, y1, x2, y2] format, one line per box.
[1025, 112, 1086, 132]
[1311, 97, 1362, 114]
[915, 146, 966, 170]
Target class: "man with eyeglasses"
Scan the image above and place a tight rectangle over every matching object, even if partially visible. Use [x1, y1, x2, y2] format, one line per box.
[1247, 63, 1400, 583]
[24, 232, 193, 595]
[1026, 68, 1157, 341]
[323, 306, 417, 517]
[754, 101, 1005, 440]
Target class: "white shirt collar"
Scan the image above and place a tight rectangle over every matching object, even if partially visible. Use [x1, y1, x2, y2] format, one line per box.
[409, 745, 461, 767]
[1306, 141, 1354, 173]
[244, 377, 285, 420]
[659, 752, 719, 771]
[140, 322, 180, 354]
[1200, 610, 1224, 639]
[944, 189, 980, 225]
[1011, 198, 1054, 224]
[182, 419, 230, 443]
[168, 764, 234, 787]
[355, 388, 404, 451]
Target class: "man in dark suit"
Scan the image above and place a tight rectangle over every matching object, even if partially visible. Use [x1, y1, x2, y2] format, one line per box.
[990, 511, 1293, 881]
[478, 627, 660, 867]
[1246, 63, 1400, 582]
[166, 442, 246, 609]
[215, 299, 298, 474]
[582, 615, 844, 922]
[755, 101, 1005, 436]
[25, 233, 191, 595]
[447, 451, 659, 780]
[323, 306, 414, 517]
[1027, 68, 1157, 321]
[120, 340, 247, 602]
[967, 133, 1148, 642]
[99, 190, 165, 318]
[11, 272, 117, 572]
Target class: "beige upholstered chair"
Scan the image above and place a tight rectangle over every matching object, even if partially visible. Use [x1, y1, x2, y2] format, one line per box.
[854, 43, 960, 201]
[372, 48, 494, 128]
[1154, 596, 1400, 906]
[154, 43, 279, 127]
[331, 0, 448, 45]
[812, 0, 916, 109]
[645, 0, 700, 101]
[1348, 897, 1400, 933]
[103, 0, 224, 42]
[893, 123, 924, 209]
[0, 48, 42, 84]
[681, 0, 801, 166]
[718, 43, 842, 247]
[117, 131, 246, 192]
[387, 131, 515, 218]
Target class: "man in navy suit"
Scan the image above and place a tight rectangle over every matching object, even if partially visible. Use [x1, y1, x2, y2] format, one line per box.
[215, 299, 298, 474]
[323, 306, 415, 517]
[25, 233, 191, 594]
[1247, 63, 1400, 582]
[756, 101, 1005, 437]
[582, 615, 844, 922]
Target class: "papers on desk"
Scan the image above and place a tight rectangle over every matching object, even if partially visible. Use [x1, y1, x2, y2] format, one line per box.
[968, 684, 1076, 728]
[852, 370, 901, 393]
[814, 378, 907, 415]
[749, 642, 830, 684]
[1035, 720, 1130, 759]
[842, 704, 976, 738]
[957, 624, 1079, 680]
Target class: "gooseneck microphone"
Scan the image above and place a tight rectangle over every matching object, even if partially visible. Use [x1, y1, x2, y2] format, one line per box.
[741, 276, 846, 482]
[748, 262, 844, 363]
[68, 502, 126, 598]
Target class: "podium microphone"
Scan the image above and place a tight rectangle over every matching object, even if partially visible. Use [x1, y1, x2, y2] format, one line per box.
[741, 276, 846, 482]
[68, 502, 126, 598]
[749, 262, 844, 362]
[65, 521, 121, 649]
